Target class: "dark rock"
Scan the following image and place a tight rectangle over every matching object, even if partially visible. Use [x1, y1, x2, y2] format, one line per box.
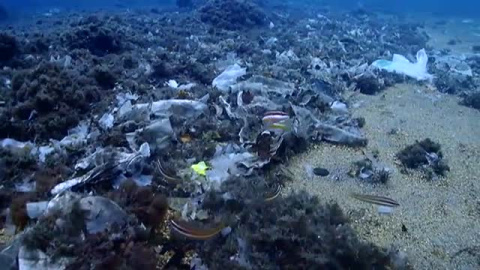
[355, 75, 383, 95]
[152, 62, 173, 78]
[354, 117, 366, 128]
[123, 55, 137, 69]
[313, 167, 329, 176]
[462, 92, 480, 110]
[94, 67, 117, 89]
[189, 62, 214, 84]
[447, 39, 458, 45]
[0, 33, 18, 62]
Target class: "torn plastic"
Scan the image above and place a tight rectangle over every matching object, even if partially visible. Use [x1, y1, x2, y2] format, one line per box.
[372, 49, 433, 81]
[330, 101, 349, 114]
[51, 143, 150, 195]
[7, 193, 129, 270]
[191, 161, 209, 176]
[166, 79, 197, 90]
[212, 64, 247, 91]
[37, 146, 55, 163]
[231, 76, 295, 98]
[206, 144, 255, 187]
[26, 201, 49, 219]
[128, 118, 174, 151]
[0, 139, 35, 157]
[59, 122, 90, 149]
[291, 105, 367, 146]
[0, 139, 55, 163]
[113, 174, 152, 189]
[133, 97, 208, 119]
[79, 196, 128, 233]
[98, 113, 114, 130]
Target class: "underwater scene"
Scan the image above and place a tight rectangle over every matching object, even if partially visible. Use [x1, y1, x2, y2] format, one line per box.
[0, 0, 479, 269]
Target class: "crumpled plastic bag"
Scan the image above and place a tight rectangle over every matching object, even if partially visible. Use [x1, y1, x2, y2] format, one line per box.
[291, 105, 367, 146]
[230, 75, 295, 97]
[133, 97, 209, 119]
[372, 49, 433, 81]
[212, 64, 247, 91]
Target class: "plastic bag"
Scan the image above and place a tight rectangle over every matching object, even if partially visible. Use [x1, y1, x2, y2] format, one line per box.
[372, 49, 433, 81]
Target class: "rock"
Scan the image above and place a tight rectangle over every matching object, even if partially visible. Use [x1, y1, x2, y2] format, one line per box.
[313, 167, 329, 176]
[0, 33, 18, 62]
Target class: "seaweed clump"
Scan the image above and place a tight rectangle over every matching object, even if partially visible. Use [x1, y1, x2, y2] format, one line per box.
[199, 0, 267, 31]
[462, 91, 480, 110]
[1, 62, 102, 141]
[63, 17, 125, 56]
[396, 138, 449, 179]
[198, 185, 395, 269]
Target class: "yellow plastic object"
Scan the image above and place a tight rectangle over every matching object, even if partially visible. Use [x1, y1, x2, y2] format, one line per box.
[191, 161, 209, 176]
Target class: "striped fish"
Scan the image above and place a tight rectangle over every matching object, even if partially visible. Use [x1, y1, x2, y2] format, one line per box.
[262, 111, 290, 124]
[350, 193, 400, 208]
[262, 111, 292, 133]
[170, 219, 224, 240]
[264, 184, 282, 202]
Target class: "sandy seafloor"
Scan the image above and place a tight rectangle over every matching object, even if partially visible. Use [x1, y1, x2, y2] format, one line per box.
[287, 17, 480, 269]
[287, 83, 480, 269]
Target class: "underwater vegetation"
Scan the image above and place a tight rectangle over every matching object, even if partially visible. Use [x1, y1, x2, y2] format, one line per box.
[196, 185, 397, 269]
[396, 138, 450, 180]
[199, 0, 267, 30]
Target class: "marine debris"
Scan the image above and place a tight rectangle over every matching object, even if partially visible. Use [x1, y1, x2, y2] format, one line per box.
[1, 0, 478, 268]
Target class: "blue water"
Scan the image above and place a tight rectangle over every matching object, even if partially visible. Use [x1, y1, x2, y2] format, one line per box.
[1, 0, 480, 17]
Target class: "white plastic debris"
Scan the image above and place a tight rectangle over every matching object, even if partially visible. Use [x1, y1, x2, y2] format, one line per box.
[116, 92, 139, 106]
[330, 101, 348, 114]
[206, 151, 254, 187]
[79, 196, 128, 234]
[212, 64, 247, 91]
[269, 21, 275, 29]
[166, 79, 179, 88]
[0, 139, 35, 157]
[371, 49, 433, 81]
[133, 98, 208, 119]
[230, 76, 295, 97]
[378, 205, 394, 215]
[59, 122, 89, 149]
[265, 37, 278, 47]
[98, 113, 114, 130]
[37, 146, 55, 163]
[26, 201, 49, 219]
[135, 118, 174, 150]
[165, 80, 197, 90]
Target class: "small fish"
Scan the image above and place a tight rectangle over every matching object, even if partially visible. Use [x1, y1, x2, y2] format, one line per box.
[156, 160, 182, 182]
[350, 193, 400, 208]
[170, 219, 224, 240]
[262, 111, 292, 134]
[262, 112, 290, 124]
[264, 184, 282, 202]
